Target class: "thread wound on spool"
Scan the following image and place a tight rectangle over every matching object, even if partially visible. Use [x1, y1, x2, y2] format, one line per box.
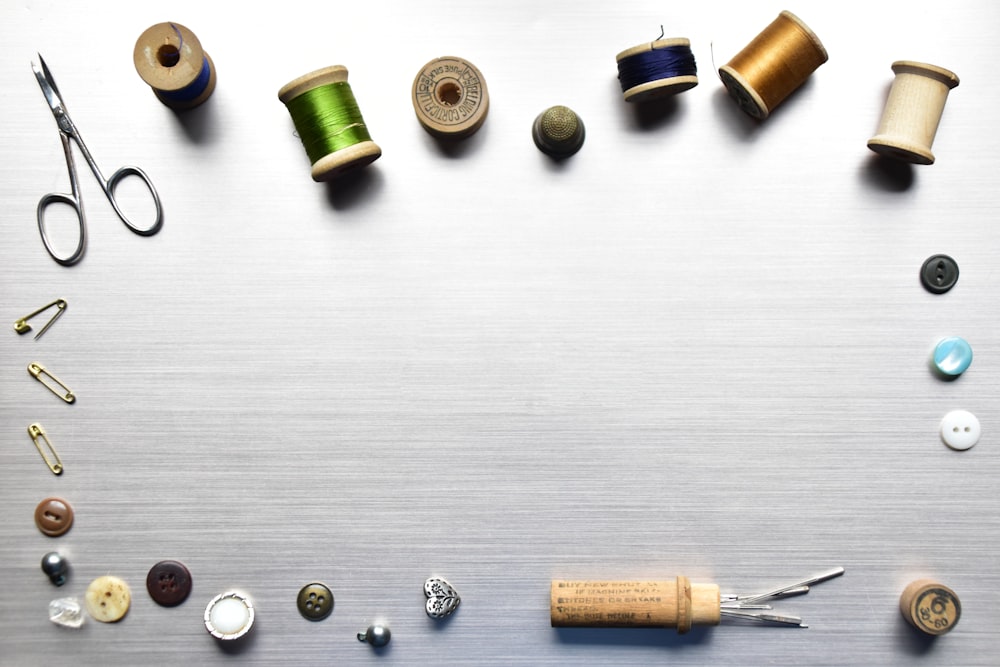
[412, 56, 490, 139]
[718, 10, 828, 119]
[615, 38, 698, 103]
[867, 61, 959, 165]
[133, 22, 216, 110]
[278, 66, 382, 182]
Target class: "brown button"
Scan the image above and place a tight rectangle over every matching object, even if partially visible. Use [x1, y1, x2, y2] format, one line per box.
[297, 582, 334, 621]
[147, 560, 193, 607]
[34, 497, 73, 536]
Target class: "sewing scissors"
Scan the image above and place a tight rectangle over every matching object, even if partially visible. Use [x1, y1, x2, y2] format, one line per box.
[32, 54, 163, 266]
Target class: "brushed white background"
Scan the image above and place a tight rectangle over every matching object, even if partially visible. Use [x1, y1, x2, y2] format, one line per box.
[2, 1, 998, 665]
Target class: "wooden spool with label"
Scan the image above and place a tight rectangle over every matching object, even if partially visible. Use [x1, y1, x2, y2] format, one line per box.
[899, 579, 961, 636]
[411, 56, 489, 139]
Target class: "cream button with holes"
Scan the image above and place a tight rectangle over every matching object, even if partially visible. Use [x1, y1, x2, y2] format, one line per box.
[85, 575, 131, 622]
[940, 410, 980, 450]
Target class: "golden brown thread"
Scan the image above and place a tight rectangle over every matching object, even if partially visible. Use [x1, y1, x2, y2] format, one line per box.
[719, 10, 828, 119]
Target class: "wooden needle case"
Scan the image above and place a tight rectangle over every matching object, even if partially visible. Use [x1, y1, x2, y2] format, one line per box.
[551, 577, 721, 634]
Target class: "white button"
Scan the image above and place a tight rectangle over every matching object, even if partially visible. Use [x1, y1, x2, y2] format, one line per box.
[205, 591, 254, 640]
[940, 410, 981, 450]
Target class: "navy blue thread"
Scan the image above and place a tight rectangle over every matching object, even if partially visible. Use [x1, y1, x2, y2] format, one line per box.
[617, 46, 697, 93]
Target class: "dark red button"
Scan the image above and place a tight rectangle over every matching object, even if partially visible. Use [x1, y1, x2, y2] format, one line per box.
[35, 497, 73, 536]
[146, 560, 193, 607]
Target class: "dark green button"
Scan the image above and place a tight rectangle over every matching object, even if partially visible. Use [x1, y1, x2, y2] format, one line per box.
[297, 583, 334, 621]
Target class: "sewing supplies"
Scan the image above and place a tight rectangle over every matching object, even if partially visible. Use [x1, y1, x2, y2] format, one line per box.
[425, 577, 461, 619]
[900, 579, 960, 636]
[28, 423, 63, 475]
[49, 598, 84, 628]
[85, 575, 131, 623]
[532, 106, 585, 158]
[147, 561, 194, 607]
[358, 622, 391, 647]
[718, 10, 828, 120]
[14, 299, 66, 340]
[412, 56, 490, 139]
[35, 496, 74, 537]
[615, 34, 698, 103]
[41, 552, 69, 586]
[297, 582, 334, 621]
[133, 22, 217, 110]
[920, 254, 959, 294]
[205, 591, 255, 641]
[931, 336, 972, 378]
[551, 567, 844, 632]
[940, 409, 980, 451]
[867, 61, 959, 165]
[32, 56, 163, 266]
[28, 362, 75, 403]
[278, 66, 382, 182]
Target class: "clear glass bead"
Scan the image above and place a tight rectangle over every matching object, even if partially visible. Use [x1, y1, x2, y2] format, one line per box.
[49, 597, 84, 628]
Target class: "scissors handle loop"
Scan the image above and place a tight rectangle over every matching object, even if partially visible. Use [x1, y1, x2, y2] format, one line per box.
[37, 191, 87, 266]
[105, 165, 164, 237]
[36, 123, 163, 265]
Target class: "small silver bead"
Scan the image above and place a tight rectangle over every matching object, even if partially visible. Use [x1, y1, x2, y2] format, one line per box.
[358, 623, 391, 647]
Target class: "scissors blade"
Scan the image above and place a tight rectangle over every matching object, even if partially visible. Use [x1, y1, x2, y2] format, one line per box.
[32, 54, 69, 123]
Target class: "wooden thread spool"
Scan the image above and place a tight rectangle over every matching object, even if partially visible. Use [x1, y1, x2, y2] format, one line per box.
[718, 10, 828, 119]
[550, 578, 721, 634]
[411, 56, 490, 139]
[133, 22, 216, 111]
[867, 61, 960, 165]
[615, 38, 698, 103]
[277, 66, 382, 182]
[899, 579, 961, 636]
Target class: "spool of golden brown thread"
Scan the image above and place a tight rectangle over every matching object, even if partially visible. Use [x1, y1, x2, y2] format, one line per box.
[718, 10, 828, 120]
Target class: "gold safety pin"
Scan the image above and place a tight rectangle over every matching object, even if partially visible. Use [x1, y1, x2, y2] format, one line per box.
[14, 299, 67, 340]
[27, 362, 76, 403]
[28, 423, 63, 475]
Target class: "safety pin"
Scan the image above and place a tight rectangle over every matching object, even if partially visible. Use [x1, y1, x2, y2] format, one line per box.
[28, 423, 63, 475]
[27, 362, 76, 403]
[14, 299, 67, 340]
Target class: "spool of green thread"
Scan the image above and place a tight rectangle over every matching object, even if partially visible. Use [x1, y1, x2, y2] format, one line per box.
[278, 66, 382, 181]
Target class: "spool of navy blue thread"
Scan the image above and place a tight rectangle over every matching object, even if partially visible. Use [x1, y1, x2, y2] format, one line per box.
[615, 37, 698, 103]
[133, 22, 217, 111]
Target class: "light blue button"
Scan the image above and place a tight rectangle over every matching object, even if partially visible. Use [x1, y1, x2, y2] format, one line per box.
[932, 337, 973, 377]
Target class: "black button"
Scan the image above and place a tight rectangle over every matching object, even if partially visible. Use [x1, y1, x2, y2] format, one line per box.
[920, 254, 959, 294]
[297, 582, 334, 621]
[146, 560, 193, 607]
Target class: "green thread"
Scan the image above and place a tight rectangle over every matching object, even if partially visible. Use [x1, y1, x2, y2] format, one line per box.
[286, 82, 372, 163]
